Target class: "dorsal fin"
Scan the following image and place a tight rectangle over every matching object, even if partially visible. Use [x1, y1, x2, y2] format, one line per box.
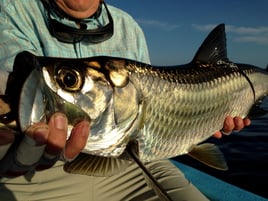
[192, 24, 229, 65]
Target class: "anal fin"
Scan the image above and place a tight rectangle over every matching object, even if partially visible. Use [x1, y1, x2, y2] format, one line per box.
[188, 143, 228, 171]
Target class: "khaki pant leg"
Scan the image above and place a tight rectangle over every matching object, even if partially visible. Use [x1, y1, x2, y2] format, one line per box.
[90, 159, 209, 201]
[0, 160, 209, 201]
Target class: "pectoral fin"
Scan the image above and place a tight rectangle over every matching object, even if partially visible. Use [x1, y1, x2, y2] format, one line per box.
[188, 143, 228, 171]
[63, 153, 131, 177]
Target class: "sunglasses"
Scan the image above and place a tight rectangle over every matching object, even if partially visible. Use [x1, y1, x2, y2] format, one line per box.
[46, 1, 114, 43]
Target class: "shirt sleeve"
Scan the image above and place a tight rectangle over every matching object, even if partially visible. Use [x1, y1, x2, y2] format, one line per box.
[0, 1, 43, 73]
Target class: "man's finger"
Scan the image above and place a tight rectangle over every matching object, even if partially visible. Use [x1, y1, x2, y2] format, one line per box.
[45, 113, 68, 155]
[64, 120, 90, 160]
[221, 116, 235, 135]
[213, 131, 222, 139]
[233, 116, 244, 131]
[244, 118, 251, 127]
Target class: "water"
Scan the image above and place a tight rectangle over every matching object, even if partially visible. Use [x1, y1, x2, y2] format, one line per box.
[174, 98, 268, 199]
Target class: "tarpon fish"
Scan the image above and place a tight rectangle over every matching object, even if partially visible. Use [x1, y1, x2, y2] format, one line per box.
[1, 24, 268, 200]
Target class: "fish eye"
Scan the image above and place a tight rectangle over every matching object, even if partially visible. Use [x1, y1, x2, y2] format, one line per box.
[56, 67, 83, 92]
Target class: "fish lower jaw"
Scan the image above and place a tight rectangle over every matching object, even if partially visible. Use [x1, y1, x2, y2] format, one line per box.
[81, 145, 126, 158]
[77, 122, 131, 157]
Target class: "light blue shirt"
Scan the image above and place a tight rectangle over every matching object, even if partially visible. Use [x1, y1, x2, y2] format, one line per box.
[0, 0, 150, 74]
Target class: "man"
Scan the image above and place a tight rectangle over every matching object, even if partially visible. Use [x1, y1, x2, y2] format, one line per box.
[0, 0, 250, 200]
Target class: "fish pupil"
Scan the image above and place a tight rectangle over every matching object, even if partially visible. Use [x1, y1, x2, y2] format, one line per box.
[63, 72, 77, 88]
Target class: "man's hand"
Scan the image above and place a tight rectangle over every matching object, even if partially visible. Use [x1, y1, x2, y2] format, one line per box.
[0, 112, 90, 177]
[213, 116, 251, 138]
